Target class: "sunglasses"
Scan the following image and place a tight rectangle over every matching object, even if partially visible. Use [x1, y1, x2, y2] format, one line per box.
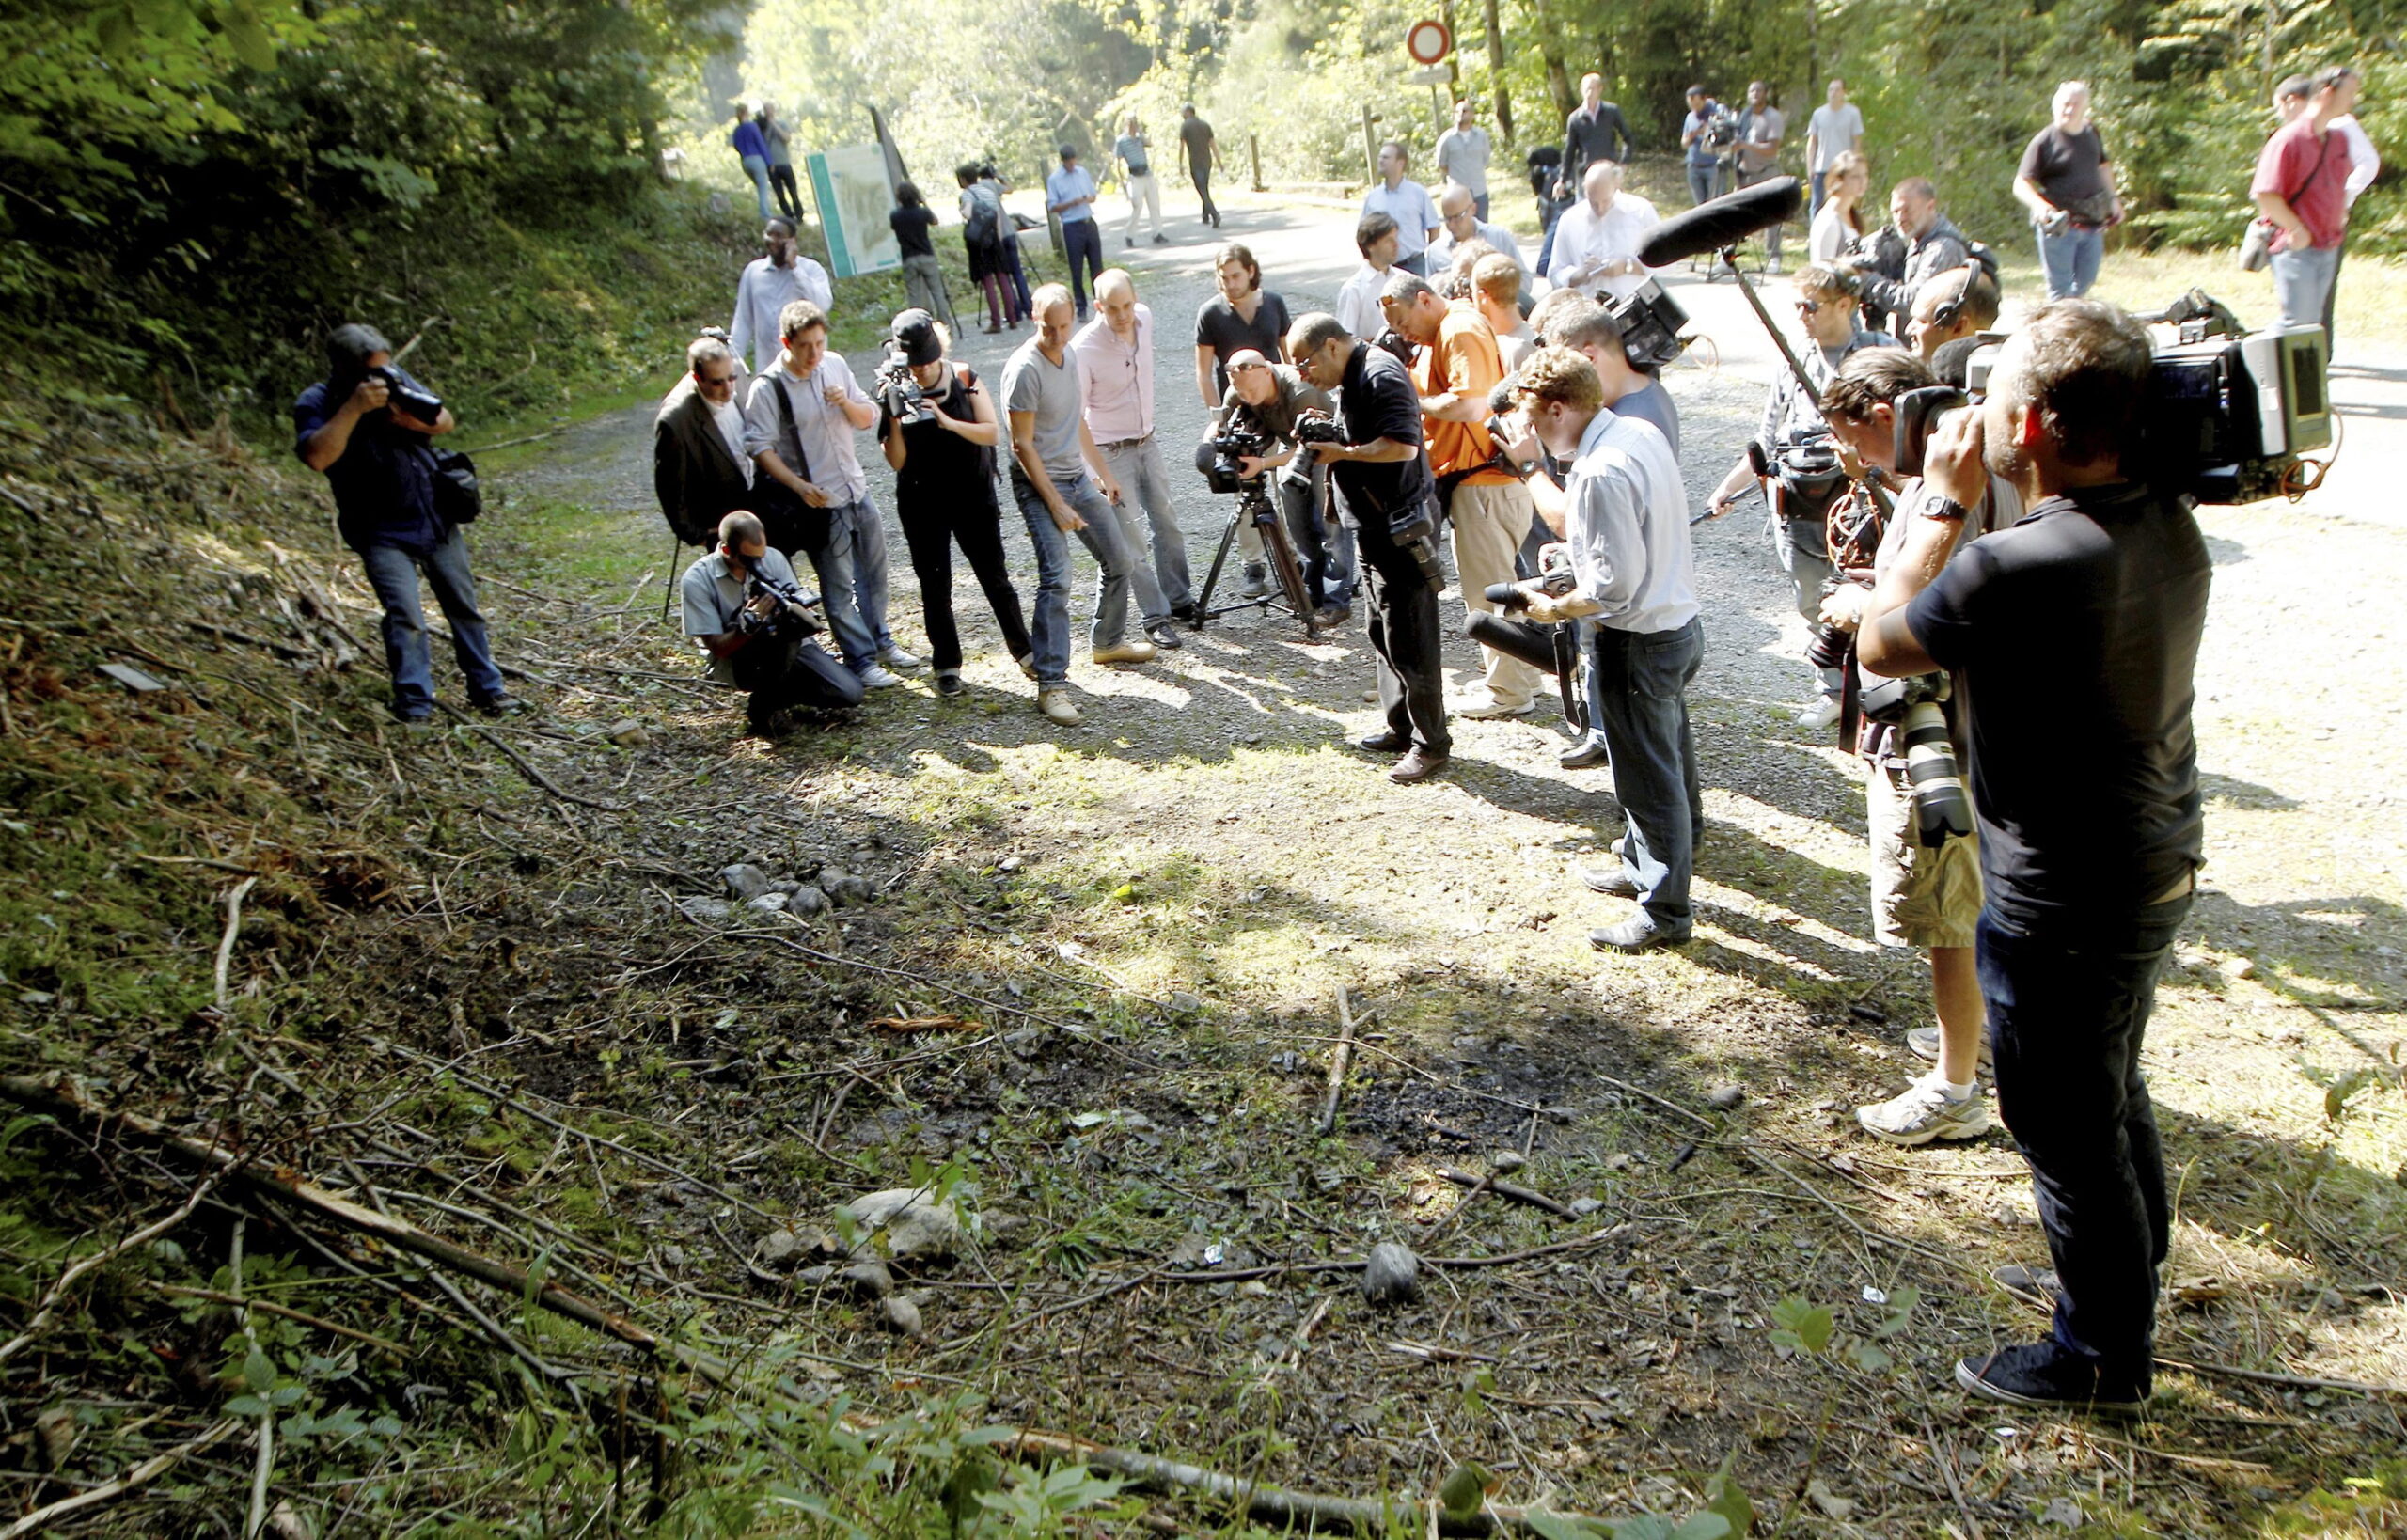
[1794, 299, 1823, 315]
[698, 373, 737, 388]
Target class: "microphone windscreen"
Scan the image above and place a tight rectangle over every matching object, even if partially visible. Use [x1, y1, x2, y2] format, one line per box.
[1635, 178, 1805, 269]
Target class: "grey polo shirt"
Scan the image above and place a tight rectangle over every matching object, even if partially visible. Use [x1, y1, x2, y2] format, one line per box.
[681, 546, 804, 684]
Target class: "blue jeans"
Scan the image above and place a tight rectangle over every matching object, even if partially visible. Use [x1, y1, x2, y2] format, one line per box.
[740, 153, 773, 221]
[2272, 244, 2341, 335]
[1096, 434, 1191, 620]
[1061, 218, 1106, 316]
[1010, 469, 1137, 684]
[1686, 164, 1720, 207]
[1810, 169, 1826, 218]
[358, 528, 507, 718]
[1277, 461, 1355, 607]
[803, 496, 896, 672]
[1472, 193, 1490, 222]
[2036, 220, 2103, 299]
[1592, 618, 1705, 930]
[1982, 892, 2192, 1387]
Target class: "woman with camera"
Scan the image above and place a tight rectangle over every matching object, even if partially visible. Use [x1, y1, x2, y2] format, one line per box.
[875, 309, 1032, 697]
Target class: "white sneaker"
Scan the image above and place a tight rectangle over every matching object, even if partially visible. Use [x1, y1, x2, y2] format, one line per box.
[1908, 1025, 1994, 1072]
[857, 664, 905, 689]
[878, 645, 921, 670]
[1039, 688, 1081, 725]
[1856, 1076, 1991, 1146]
[1797, 698, 1842, 731]
[1459, 693, 1537, 720]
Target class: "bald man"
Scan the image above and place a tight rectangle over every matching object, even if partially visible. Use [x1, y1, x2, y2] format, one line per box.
[1544, 162, 1660, 303]
[1427, 182, 1528, 285]
[1074, 268, 1193, 645]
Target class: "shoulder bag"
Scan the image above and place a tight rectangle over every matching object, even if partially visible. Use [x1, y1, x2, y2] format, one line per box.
[756, 375, 833, 554]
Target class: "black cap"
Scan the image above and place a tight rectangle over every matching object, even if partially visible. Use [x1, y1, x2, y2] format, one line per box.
[890, 309, 941, 366]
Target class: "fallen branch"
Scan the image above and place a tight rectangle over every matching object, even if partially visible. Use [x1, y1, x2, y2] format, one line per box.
[2155, 1355, 2407, 1400]
[0, 1176, 221, 1365]
[1318, 984, 1356, 1137]
[1437, 1167, 1575, 1220]
[435, 703, 627, 811]
[0, 1420, 243, 1540]
[1010, 1429, 1618, 1536]
[214, 875, 258, 1007]
[142, 1281, 409, 1359]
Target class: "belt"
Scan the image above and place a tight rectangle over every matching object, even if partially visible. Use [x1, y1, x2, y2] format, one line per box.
[1127, 165, 1151, 177]
[1097, 432, 1154, 451]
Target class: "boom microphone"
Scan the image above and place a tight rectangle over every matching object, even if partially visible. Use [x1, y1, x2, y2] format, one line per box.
[1635, 177, 1805, 269]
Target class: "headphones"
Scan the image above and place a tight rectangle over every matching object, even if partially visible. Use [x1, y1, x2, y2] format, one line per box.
[1928, 242, 1999, 332]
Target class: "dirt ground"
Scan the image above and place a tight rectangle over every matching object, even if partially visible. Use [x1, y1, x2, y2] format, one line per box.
[460, 194, 2407, 1532]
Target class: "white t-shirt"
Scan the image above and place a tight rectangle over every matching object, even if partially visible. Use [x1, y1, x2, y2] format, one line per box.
[1807, 102, 1864, 172]
[1809, 200, 1858, 263]
[710, 398, 754, 487]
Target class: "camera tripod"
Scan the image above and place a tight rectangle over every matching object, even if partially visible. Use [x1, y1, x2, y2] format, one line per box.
[1188, 479, 1322, 636]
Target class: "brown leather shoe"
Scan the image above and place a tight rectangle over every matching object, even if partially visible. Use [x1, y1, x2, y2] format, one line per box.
[1388, 747, 1449, 783]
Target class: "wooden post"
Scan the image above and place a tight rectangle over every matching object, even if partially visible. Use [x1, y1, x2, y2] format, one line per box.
[1250, 132, 1265, 192]
[1362, 104, 1378, 188]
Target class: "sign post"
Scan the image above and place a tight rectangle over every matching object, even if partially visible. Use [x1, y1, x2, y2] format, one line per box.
[1405, 20, 1455, 135]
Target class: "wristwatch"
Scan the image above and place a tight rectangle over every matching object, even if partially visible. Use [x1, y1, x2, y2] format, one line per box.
[1917, 492, 1970, 524]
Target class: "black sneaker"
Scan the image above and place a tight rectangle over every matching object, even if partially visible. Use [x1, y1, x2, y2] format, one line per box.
[1170, 601, 1201, 627]
[472, 693, 530, 717]
[1145, 621, 1185, 651]
[936, 669, 967, 697]
[1955, 1341, 2146, 1416]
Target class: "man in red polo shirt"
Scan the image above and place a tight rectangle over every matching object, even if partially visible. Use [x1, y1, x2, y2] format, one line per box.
[2252, 65, 2361, 342]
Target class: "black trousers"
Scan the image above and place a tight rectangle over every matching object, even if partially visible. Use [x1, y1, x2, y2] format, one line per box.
[895, 480, 1033, 673]
[1062, 219, 1106, 316]
[1351, 518, 1448, 755]
[1191, 163, 1219, 225]
[768, 163, 803, 221]
[733, 631, 864, 729]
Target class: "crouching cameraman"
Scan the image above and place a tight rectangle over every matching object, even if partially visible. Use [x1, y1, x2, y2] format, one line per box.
[682, 511, 865, 736]
[1857, 300, 2210, 1414]
[1204, 348, 1357, 624]
[1812, 349, 2022, 1146]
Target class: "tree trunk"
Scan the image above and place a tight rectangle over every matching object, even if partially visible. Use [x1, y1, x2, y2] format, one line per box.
[1530, 0, 1573, 120]
[1482, 0, 1513, 144]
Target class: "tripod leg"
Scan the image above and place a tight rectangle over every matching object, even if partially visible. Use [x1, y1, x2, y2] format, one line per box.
[1191, 506, 1244, 626]
[660, 533, 681, 622]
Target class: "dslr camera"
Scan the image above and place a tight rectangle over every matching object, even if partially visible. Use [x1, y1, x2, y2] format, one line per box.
[367, 366, 444, 426]
[1203, 420, 1272, 495]
[1896, 291, 2332, 506]
[874, 349, 935, 429]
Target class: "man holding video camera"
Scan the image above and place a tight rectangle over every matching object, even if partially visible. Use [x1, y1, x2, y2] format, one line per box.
[1848, 179, 1971, 338]
[682, 511, 865, 736]
[296, 323, 523, 728]
[1502, 347, 1699, 951]
[1211, 349, 1355, 624]
[1858, 299, 2209, 1413]
[1814, 348, 2022, 1145]
[1288, 311, 1450, 782]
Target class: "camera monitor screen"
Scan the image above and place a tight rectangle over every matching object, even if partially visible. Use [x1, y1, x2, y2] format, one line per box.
[2242, 324, 2330, 454]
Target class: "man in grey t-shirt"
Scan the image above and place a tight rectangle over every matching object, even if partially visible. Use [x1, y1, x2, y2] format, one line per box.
[1805, 79, 1864, 217]
[1002, 283, 1151, 724]
[1435, 100, 1494, 220]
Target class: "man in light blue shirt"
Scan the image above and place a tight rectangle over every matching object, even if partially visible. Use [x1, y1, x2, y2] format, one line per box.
[1046, 146, 1107, 322]
[1361, 141, 1442, 276]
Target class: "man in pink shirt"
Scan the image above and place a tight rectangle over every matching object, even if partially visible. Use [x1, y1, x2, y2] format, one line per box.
[1074, 269, 1193, 648]
[2252, 65, 2361, 343]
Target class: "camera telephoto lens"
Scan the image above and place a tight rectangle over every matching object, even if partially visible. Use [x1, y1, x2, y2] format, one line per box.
[1900, 699, 1974, 847]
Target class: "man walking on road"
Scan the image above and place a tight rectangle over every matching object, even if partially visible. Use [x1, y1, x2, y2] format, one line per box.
[2014, 81, 2123, 300]
[1436, 100, 1494, 221]
[1076, 269, 1194, 649]
[1047, 146, 1107, 322]
[2272, 71, 2379, 353]
[1561, 73, 1634, 200]
[1115, 117, 1168, 248]
[1181, 105, 1223, 228]
[1362, 141, 1442, 276]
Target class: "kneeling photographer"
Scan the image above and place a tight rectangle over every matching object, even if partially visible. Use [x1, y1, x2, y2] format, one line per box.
[1855, 299, 2209, 1414]
[681, 511, 865, 736]
[1812, 348, 2022, 1147]
[1705, 263, 1896, 729]
[1286, 311, 1452, 783]
[1203, 348, 1356, 624]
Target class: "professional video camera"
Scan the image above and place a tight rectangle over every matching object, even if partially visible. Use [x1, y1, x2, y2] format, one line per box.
[1705, 104, 1739, 155]
[874, 348, 936, 429]
[1609, 280, 1692, 371]
[1203, 420, 1272, 495]
[1894, 289, 2333, 506]
[1464, 543, 1586, 730]
[737, 564, 825, 638]
[367, 366, 444, 426]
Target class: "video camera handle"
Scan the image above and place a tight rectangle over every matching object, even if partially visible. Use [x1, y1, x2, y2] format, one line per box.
[1718, 245, 1896, 524]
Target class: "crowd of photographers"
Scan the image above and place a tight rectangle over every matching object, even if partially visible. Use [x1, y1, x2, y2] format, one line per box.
[293, 65, 2352, 1418]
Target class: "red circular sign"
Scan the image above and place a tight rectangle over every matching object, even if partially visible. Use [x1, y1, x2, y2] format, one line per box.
[1406, 18, 1452, 64]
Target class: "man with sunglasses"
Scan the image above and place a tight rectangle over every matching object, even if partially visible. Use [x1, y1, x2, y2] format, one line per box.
[655, 335, 756, 551]
[730, 214, 835, 375]
[1706, 265, 1895, 728]
[1426, 182, 1527, 289]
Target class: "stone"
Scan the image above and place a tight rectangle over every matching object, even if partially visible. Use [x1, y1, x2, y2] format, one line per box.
[879, 1295, 925, 1338]
[980, 1210, 1028, 1245]
[721, 864, 774, 902]
[842, 1188, 962, 1262]
[1361, 1242, 1422, 1307]
[789, 886, 831, 915]
[1492, 1150, 1526, 1174]
[748, 892, 789, 915]
[1707, 1084, 1744, 1110]
[1237, 1280, 1271, 1297]
[820, 869, 877, 905]
[756, 1228, 805, 1267]
[1165, 991, 1204, 1016]
[1569, 1197, 1606, 1217]
[839, 1260, 894, 1299]
[678, 897, 732, 924]
[2038, 1497, 2084, 1529]
[606, 718, 650, 748]
[794, 1265, 837, 1288]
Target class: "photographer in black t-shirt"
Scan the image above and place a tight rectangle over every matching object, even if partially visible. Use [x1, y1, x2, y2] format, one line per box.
[1859, 298, 2210, 1417]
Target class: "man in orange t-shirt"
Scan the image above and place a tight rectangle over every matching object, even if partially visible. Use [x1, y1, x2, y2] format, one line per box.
[1379, 270, 1544, 717]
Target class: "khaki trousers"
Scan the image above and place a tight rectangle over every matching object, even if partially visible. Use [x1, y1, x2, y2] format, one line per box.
[1447, 479, 1545, 709]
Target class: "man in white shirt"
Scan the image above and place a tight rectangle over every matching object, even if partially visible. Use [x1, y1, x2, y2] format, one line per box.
[740, 298, 914, 688]
[1506, 347, 1702, 952]
[1427, 182, 1527, 284]
[1361, 141, 1442, 275]
[1434, 100, 1494, 220]
[729, 216, 834, 375]
[1074, 269, 1192, 648]
[1544, 161, 1660, 303]
[1804, 79, 1865, 218]
[1336, 212, 1401, 339]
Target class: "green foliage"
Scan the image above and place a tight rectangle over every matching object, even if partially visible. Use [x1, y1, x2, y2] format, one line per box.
[1770, 1285, 1918, 1373]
